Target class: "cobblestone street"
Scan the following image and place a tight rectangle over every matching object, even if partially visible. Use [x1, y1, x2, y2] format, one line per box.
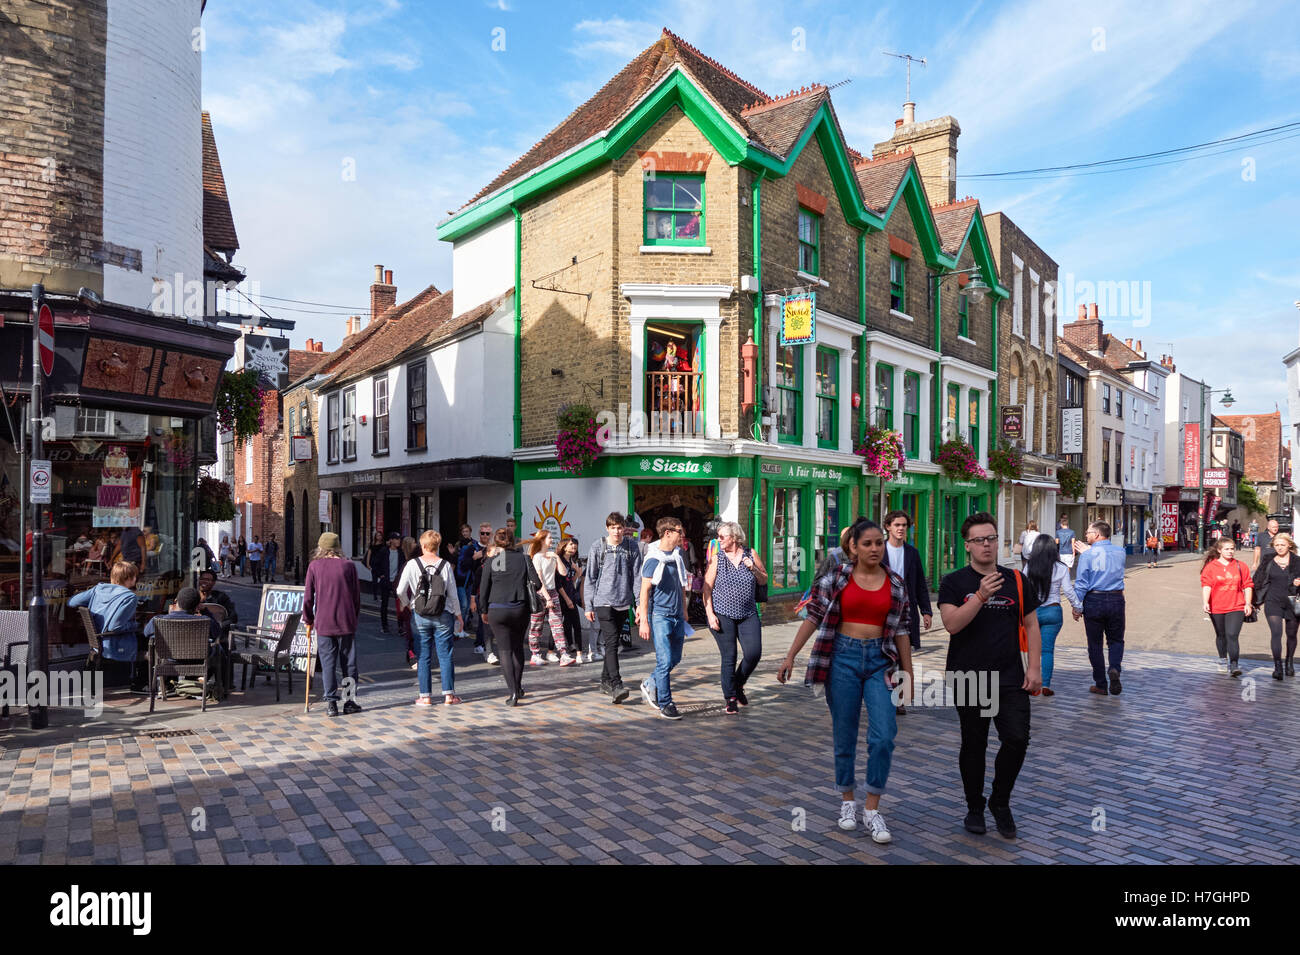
[1, 563, 1297, 865]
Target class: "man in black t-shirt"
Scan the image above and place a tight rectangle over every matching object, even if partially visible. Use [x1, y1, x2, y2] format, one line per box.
[938, 512, 1042, 840]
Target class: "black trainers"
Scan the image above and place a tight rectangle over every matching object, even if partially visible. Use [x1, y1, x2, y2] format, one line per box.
[326, 701, 339, 718]
[734, 684, 748, 707]
[724, 697, 739, 715]
[343, 700, 362, 714]
[659, 702, 682, 720]
[990, 804, 1017, 839]
[1107, 667, 1123, 695]
[611, 684, 631, 704]
[1274, 662, 1285, 681]
[599, 680, 613, 696]
[963, 810, 986, 834]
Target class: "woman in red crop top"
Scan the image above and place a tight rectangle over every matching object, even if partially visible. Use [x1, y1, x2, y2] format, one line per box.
[1199, 538, 1253, 676]
[777, 518, 912, 844]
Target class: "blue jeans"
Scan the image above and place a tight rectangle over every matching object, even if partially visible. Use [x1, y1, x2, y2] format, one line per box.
[825, 633, 897, 795]
[456, 586, 469, 629]
[650, 615, 688, 705]
[1035, 604, 1063, 688]
[414, 610, 456, 696]
[265, 556, 277, 579]
[1082, 591, 1125, 688]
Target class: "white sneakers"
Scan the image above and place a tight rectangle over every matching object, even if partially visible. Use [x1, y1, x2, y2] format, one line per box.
[546, 651, 560, 663]
[837, 801, 892, 843]
[640, 678, 658, 709]
[487, 652, 499, 665]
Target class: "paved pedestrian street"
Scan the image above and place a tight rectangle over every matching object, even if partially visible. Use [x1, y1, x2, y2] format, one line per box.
[2, 593, 1297, 864]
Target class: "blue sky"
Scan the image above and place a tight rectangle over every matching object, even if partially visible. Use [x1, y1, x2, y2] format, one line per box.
[202, 0, 1300, 417]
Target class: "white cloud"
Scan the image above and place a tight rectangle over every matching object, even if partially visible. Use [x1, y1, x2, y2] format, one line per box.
[570, 17, 660, 59]
[269, 12, 351, 76]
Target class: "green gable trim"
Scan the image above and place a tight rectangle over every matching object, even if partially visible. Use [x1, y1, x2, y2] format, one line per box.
[950, 210, 1010, 300]
[879, 163, 949, 270]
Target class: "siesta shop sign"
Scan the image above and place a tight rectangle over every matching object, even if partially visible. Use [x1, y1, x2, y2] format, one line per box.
[639, 456, 715, 476]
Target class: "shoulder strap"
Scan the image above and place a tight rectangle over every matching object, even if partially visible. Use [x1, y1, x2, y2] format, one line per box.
[1013, 570, 1028, 651]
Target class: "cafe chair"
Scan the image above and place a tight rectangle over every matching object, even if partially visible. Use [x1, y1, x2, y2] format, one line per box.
[0, 610, 28, 717]
[77, 605, 149, 677]
[148, 617, 218, 712]
[229, 612, 301, 702]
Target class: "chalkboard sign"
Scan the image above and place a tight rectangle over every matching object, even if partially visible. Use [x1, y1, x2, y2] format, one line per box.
[255, 584, 313, 672]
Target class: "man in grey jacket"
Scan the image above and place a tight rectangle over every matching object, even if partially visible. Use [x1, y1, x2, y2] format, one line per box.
[585, 511, 643, 703]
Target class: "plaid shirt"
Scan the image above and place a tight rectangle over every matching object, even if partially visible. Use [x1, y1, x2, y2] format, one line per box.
[803, 563, 909, 688]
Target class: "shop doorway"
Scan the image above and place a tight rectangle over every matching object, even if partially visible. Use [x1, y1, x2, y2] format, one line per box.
[383, 495, 402, 539]
[631, 482, 716, 575]
[940, 495, 963, 574]
[440, 487, 467, 550]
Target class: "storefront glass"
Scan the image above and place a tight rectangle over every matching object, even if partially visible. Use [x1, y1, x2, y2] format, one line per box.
[812, 488, 841, 567]
[0, 407, 199, 648]
[771, 487, 802, 591]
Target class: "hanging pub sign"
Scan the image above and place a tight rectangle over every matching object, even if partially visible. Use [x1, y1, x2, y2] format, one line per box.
[779, 291, 816, 346]
[292, 436, 313, 461]
[1001, 405, 1024, 440]
[241, 334, 291, 390]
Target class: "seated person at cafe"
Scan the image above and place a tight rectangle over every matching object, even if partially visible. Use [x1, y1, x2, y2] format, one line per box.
[68, 560, 144, 690]
[144, 586, 221, 645]
[196, 570, 238, 627]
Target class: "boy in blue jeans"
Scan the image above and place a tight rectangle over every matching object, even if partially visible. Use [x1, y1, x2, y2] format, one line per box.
[638, 517, 690, 720]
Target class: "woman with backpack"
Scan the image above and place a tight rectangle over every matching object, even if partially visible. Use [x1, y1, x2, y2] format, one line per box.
[1200, 538, 1254, 677]
[396, 529, 464, 706]
[527, 530, 576, 666]
[703, 521, 768, 714]
[480, 527, 539, 706]
[1024, 535, 1080, 697]
[1251, 532, 1300, 680]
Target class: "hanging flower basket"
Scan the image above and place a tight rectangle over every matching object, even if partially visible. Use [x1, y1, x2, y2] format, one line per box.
[987, 439, 1024, 482]
[556, 403, 601, 476]
[216, 369, 266, 442]
[936, 438, 987, 481]
[196, 476, 236, 522]
[854, 425, 906, 481]
[1057, 464, 1085, 501]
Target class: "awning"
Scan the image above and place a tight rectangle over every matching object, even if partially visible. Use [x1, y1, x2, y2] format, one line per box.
[1012, 479, 1060, 491]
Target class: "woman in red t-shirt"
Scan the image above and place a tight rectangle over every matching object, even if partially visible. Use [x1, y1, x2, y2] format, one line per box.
[1200, 539, 1254, 677]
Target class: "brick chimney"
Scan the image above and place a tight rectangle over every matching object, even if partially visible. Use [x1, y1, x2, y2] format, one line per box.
[370, 264, 396, 324]
[872, 112, 960, 204]
[305, 338, 315, 351]
[1063, 302, 1104, 351]
[1159, 354, 1176, 372]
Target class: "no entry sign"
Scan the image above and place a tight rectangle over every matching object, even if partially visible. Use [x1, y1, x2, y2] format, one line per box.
[37, 303, 54, 376]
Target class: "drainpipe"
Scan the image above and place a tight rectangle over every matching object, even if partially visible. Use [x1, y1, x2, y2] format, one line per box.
[990, 295, 1000, 558]
[858, 230, 869, 516]
[512, 204, 523, 522]
[751, 171, 765, 555]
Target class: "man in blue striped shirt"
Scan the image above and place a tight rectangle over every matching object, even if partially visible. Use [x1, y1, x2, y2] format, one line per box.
[1069, 520, 1127, 696]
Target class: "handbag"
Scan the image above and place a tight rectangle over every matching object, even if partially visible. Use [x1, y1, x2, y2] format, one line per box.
[525, 558, 546, 615]
[1013, 570, 1041, 696]
[745, 548, 768, 603]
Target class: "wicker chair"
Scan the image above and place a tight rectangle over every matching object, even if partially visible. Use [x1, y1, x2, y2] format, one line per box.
[230, 612, 300, 701]
[148, 617, 217, 712]
[78, 605, 148, 676]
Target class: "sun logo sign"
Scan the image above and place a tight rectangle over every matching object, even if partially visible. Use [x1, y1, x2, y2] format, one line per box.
[533, 494, 571, 540]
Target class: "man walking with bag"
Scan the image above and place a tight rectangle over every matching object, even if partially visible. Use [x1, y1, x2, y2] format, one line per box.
[585, 513, 642, 703]
[1069, 520, 1127, 696]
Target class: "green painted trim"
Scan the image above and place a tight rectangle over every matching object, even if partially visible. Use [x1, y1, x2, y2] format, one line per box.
[797, 207, 820, 276]
[516, 452, 746, 481]
[990, 297, 999, 458]
[512, 205, 522, 450]
[874, 360, 895, 429]
[815, 345, 837, 449]
[755, 455, 860, 487]
[751, 170, 765, 561]
[880, 164, 950, 268]
[951, 210, 1010, 300]
[643, 173, 706, 246]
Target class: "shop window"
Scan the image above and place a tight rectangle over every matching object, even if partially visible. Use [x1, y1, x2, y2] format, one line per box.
[1102, 429, 1111, 483]
[76, 407, 112, 435]
[407, 360, 427, 450]
[771, 487, 802, 591]
[815, 347, 837, 448]
[352, 496, 376, 559]
[646, 322, 703, 437]
[644, 175, 704, 246]
[775, 344, 802, 443]
[813, 489, 840, 567]
[327, 393, 340, 464]
[342, 386, 357, 461]
[903, 372, 920, 459]
[968, 390, 981, 458]
[890, 256, 906, 312]
[373, 375, 389, 455]
[958, 294, 970, 338]
[874, 363, 894, 429]
[947, 383, 960, 440]
[798, 208, 820, 276]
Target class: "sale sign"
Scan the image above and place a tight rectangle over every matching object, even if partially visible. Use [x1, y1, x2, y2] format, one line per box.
[1159, 502, 1178, 545]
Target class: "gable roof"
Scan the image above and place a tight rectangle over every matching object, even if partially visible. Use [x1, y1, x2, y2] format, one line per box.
[930, 198, 980, 257]
[741, 86, 829, 157]
[288, 349, 330, 381]
[201, 112, 238, 253]
[1058, 337, 1127, 379]
[1217, 412, 1285, 483]
[853, 150, 913, 214]
[464, 29, 769, 209]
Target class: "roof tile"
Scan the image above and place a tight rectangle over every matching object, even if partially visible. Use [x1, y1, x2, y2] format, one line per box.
[201, 112, 238, 252]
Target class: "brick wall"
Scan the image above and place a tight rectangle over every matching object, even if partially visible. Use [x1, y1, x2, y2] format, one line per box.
[939, 240, 994, 370]
[866, 210, 932, 350]
[232, 389, 283, 547]
[282, 381, 323, 570]
[0, 0, 108, 295]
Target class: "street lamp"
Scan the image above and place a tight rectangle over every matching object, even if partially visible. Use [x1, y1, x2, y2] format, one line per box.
[938, 267, 989, 304]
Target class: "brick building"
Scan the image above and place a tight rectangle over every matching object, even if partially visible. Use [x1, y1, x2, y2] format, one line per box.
[1216, 411, 1292, 525]
[437, 29, 1014, 597]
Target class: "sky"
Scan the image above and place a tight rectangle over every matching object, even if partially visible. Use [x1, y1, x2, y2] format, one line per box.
[201, 0, 1300, 419]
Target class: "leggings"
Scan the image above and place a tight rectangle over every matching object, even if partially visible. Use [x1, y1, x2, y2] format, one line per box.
[560, 601, 584, 653]
[1210, 610, 1244, 663]
[528, 589, 569, 655]
[489, 602, 530, 696]
[710, 612, 762, 700]
[1265, 612, 1299, 661]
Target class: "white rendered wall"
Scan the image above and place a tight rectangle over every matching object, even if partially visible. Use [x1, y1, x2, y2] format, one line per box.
[451, 215, 515, 326]
[520, 476, 628, 547]
[102, 0, 203, 314]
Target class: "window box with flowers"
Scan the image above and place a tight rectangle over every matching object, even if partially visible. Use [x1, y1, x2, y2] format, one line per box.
[556, 403, 601, 476]
[987, 439, 1024, 482]
[854, 424, 906, 481]
[216, 368, 267, 442]
[936, 438, 987, 481]
[1057, 464, 1086, 501]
